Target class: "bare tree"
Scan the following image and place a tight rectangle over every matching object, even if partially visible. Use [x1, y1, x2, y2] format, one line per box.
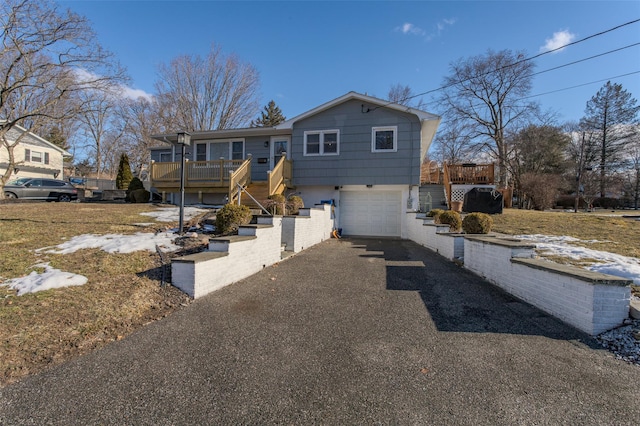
[116, 96, 167, 172]
[154, 44, 260, 132]
[580, 81, 640, 197]
[0, 0, 126, 198]
[74, 88, 122, 178]
[438, 49, 538, 187]
[387, 84, 426, 109]
[565, 123, 600, 212]
[430, 119, 477, 165]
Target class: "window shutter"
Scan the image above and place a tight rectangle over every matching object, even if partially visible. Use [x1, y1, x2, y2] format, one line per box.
[44, 152, 50, 165]
[25, 149, 30, 162]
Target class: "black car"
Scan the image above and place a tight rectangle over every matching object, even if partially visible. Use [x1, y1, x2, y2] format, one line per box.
[4, 177, 78, 202]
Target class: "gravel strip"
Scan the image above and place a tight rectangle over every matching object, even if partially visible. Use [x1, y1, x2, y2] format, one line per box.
[597, 318, 640, 365]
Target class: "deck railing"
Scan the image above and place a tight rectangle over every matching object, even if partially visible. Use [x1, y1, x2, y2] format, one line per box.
[150, 158, 247, 187]
[442, 163, 495, 209]
[267, 154, 293, 197]
[228, 156, 252, 203]
[446, 163, 494, 185]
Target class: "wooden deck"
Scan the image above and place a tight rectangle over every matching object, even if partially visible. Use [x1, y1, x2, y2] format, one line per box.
[149, 156, 293, 205]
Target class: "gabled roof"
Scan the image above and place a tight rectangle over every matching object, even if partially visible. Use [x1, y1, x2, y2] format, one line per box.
[1, 121, 72, 157]
[152, 91, 441, 147]
[275, 91, 440, 129]
[152, 126, 290, 144]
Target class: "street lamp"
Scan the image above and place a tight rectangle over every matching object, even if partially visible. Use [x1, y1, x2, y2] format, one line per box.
[176, 131, 191, 235]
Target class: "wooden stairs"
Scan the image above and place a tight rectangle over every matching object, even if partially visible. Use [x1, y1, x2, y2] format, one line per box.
[239, 181, 273, 210]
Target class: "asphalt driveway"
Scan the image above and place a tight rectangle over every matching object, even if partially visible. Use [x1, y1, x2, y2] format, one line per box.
[1, 238, 639, 425]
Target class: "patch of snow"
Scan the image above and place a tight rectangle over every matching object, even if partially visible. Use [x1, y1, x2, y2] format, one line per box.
[140, 206, 208, 222]
[40, 232, 180, 254]
[515, 234, 640, 285]
[3, 263, 88, 296]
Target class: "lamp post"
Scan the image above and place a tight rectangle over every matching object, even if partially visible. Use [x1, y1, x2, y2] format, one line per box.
[176, 131, 191, 235]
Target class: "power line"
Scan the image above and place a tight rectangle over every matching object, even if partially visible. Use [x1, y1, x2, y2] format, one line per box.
[383, 18, 640, 108]
[531, 43, 640, 78]
[519, 71, 640, 100]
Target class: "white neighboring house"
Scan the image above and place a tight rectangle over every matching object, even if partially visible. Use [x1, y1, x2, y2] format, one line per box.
[0, 124, 71, 180]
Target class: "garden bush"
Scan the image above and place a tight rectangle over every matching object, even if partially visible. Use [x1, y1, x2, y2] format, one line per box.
[125, 177, 145, 202]
[215, 204, 252, 235]
[266, 194, 287, 215]
[287, 195, 304, 215]
[462, 212, 493, 234]
[438, 210, 462, 232]
[427, 208, 445, 222]
[128, 188, 150, 203]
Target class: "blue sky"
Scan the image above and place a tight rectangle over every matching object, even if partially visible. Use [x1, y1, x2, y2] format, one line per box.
[59, 0, 640, 124]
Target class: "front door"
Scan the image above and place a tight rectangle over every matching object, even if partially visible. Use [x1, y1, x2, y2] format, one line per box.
[270, 136, 290, 169]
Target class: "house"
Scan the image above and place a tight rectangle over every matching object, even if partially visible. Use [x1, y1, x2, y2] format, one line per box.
[150, 92, 441, 238]
[0, 124, 71, 180]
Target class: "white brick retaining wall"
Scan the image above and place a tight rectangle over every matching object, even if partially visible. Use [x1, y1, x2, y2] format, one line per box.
[281, 204, 333, 253]
[406, 212, 464, 261]
[172, 217, 283, 298]
[406, 212, 631, 334]
[464, 236, 631, 335]
[171, 205, 334, 299]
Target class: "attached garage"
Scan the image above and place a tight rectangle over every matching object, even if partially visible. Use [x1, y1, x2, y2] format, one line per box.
[339, 190, 402, 237]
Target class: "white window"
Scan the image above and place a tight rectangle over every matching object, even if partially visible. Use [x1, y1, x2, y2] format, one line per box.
[25, 149, 50, 164]
[372, 126, 397, 152]
[304, 130, 340, 156]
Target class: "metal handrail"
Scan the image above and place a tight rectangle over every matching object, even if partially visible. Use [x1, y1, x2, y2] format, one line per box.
[236, 183, 272, 216]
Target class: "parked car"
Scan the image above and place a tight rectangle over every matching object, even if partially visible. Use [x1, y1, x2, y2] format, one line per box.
[4, 177, 78, 202]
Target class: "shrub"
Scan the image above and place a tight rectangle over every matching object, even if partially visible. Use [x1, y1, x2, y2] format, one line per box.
[287, 195, 304, 215]
[593, 197, 623, 209]
[128, 188, 150, 203]
[555, 195, 586, 209]
[462, 212, 493, 234]
[125, 177, 145, 202]
[438, 210, 462, 232]
[215, 204, 252, 235]
[520, 172, 563, 210]
[265, 194, 286, 215]
[128, 177, 144, 191]
[427, 208, 445, 221]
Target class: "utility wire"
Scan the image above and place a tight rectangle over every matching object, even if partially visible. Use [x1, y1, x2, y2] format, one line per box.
[531, 42, 640, 78]
[519, 70, 640, 100]
[379, 18, 640, 108]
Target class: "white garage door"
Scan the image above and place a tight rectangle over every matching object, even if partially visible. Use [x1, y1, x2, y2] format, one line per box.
[340, 191, 402, 237]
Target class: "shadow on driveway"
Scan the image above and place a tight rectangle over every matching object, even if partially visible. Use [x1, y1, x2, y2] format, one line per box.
[355, 238, 598, 344]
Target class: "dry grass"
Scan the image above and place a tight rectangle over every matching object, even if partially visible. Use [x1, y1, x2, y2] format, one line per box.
[491, 209, 640, 259]
[0, 202, 191, 387]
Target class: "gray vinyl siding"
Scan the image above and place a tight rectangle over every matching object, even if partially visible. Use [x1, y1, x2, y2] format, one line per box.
[150, 148, 172, 163]
[290, 100, 422, 187]
[244, 136, 271, 181]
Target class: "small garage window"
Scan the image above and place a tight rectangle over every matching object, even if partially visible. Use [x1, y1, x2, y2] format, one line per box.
[372, 126, 397, 153]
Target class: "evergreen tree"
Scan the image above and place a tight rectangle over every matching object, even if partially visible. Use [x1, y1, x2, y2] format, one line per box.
[580, 81, 639, 197]
[46, 127, 71, 151]
[115, 153, 133, 190]
[251, 100, 286, 127]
